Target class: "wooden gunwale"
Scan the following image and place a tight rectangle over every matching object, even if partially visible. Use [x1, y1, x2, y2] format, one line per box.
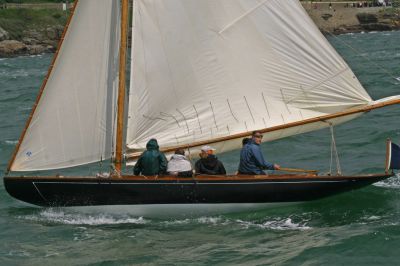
[6, 1, 80, 173]
[127, 98, 400, 159]
[115, 0, 129, 174]
[4, 173, 393, 182]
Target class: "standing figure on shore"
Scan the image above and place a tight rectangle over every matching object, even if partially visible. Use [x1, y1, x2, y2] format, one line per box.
[238, 131, 280, 175]
[195, 146, 226, 175]
[134, 138, 168, 176]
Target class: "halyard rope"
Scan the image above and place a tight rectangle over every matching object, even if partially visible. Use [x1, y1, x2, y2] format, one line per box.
[329, 124, 342, 176]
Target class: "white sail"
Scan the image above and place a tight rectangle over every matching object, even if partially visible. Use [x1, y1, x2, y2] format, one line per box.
[127, 0, 372, 154]
[11, 0, 120, 171]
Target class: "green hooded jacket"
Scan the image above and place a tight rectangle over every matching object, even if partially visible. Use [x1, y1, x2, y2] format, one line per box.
[133, 139, 168, 176]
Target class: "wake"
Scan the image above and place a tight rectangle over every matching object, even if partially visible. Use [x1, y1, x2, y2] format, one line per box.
[374, 173, 400, 189]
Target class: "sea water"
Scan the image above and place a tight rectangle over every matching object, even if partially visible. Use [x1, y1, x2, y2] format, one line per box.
[0, 31, 400, 265]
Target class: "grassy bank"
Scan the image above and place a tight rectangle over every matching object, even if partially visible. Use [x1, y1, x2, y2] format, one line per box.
[0, 8, 67, 39]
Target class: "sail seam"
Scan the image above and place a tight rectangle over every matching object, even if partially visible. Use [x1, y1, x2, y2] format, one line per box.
[286, 67, 349, 104]
[218, 0, 269, 34]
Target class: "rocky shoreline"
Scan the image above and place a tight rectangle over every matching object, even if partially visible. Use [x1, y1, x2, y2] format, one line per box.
[0, 5, 399, 57]
[0, 25, 63, 57]
[304, 4, 400, 35]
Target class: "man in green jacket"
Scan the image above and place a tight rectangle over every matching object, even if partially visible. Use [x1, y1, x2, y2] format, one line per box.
[133, 139, 168, 176]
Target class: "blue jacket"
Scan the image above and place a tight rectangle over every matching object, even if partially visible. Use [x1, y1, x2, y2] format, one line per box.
[238, 140, 274, 175]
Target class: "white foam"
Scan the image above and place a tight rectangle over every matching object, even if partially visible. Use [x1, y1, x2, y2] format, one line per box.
[160, 216, 225, 226]
[196, 216, 223, 225]
[7, 250, 31, 258]
[19, 107, 32, 111]
[237, 217, 311, 231]
[159, 215, 311, 231]
[362, 215, 382, 222]
[20, 209, 148, 225]
[44, 252, 60, 258]
[18, 207, 314, 231]
[374, 173, 400, 189]
[366, 215, 380, 220]
[4, 140, 18, 145]
[29, 53, 45, 58]
[10, 73, 29, 79]
[162, 219, 191, 226]
[69, 202, 295, 219]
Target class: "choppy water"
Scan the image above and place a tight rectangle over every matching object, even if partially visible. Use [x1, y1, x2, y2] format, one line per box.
[0, 31, 400, 265]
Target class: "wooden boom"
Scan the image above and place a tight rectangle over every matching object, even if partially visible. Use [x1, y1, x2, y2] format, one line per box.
[279, 167, 318, 174]
[127, 97, 400, 160]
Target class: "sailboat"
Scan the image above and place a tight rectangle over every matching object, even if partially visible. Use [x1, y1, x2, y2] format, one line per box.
[3, 0, 400, 210]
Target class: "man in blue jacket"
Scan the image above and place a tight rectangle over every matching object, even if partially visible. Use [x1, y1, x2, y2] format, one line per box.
[238, 131, 280, 175]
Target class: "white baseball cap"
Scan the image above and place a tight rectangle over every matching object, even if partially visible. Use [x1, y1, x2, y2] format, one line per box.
[201, 145, 216, 152]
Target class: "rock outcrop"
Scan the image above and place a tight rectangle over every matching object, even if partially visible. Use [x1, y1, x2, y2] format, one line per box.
[0, 26, 9, 41]
[0, 40, 27, 57]
[26, 44, 52, 55]
[0, 26, 61, 57]
[304, 3, 400, 35]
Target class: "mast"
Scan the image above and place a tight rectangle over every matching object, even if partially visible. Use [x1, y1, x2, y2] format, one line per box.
[6, 1, 79, 174]
[115, 0, 129, 175]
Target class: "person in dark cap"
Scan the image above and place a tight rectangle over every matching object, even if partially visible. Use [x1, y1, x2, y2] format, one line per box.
[134, 138, 168, 176]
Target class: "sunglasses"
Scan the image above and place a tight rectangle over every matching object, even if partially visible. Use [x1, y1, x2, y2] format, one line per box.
[254, 135, 263, 139]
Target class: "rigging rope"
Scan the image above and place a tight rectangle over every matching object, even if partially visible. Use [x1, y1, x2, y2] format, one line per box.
[329, 123, 342, 176]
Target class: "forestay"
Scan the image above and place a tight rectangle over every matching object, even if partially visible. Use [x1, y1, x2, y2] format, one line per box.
[11, 0, 120, 171]
[126, 0, 372, 155]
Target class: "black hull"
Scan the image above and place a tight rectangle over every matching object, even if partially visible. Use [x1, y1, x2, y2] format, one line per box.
[3, 174, 392, 207]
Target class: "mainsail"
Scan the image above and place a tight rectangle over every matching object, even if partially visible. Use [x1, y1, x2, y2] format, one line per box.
[126, 0, 372, 157]
[10, 0, 121, 171]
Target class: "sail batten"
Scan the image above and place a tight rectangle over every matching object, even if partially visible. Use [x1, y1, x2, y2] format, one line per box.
[126, 0, 373, 154]
[126, 96, 400, 162]
[10, 0, 121, 172]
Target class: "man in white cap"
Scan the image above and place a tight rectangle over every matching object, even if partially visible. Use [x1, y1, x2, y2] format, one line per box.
[195, 145, 226, 175]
